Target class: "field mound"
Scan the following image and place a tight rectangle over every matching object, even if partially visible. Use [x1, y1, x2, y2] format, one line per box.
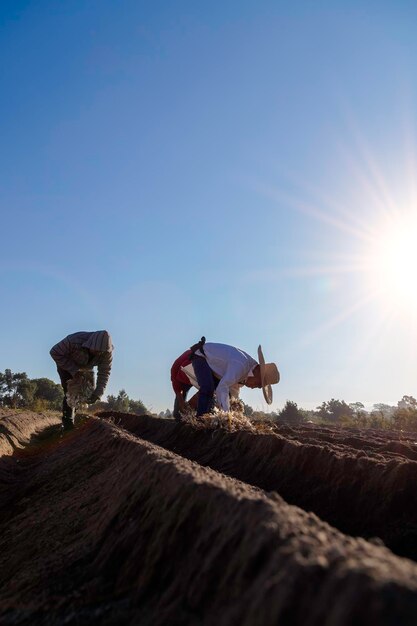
[98, 412, 417, 560]
[0, 410, 61, 512]
[2, 412, 417, 624]
[273, 422, 417, 461]
[0, 409, 60, 457]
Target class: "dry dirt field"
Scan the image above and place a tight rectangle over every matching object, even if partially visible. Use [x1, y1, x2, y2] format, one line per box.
[1, 408, 417, 625]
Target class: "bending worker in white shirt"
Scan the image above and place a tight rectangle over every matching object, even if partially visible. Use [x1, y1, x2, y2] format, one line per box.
[178, 337, 280, 417]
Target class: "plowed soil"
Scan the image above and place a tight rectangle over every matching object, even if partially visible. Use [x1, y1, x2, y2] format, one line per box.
[2, 409, 417, 625]
[98, 412, 417, 560]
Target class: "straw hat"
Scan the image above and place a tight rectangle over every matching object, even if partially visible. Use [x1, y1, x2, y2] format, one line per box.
[258, 345, 280, 404]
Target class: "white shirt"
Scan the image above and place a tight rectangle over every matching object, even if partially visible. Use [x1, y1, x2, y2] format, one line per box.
[196, 342, 257, 412]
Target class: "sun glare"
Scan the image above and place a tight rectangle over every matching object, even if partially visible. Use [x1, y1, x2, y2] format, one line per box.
[368, 215, 417, 307]
[256, 117, 417, 348]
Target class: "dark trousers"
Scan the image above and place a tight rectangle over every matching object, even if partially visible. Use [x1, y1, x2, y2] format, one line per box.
[57, 368, 75, 425]
[192, 356, 219, 416]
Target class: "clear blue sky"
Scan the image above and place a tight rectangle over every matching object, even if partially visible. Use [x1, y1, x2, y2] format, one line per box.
[2, 0, 417, 412]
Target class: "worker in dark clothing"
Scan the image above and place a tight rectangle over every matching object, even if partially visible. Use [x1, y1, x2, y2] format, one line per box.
[50, 330, 113, 430]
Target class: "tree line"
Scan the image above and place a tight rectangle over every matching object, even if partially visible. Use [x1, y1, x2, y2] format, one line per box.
[257, 395, 417, 431]
[0, 369, 148, 415]
[158, 395, 417, 431]
[3, 368, 417, 430]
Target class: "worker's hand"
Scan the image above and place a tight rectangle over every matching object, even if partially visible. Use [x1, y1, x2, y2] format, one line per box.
[87, 393, 100, 404]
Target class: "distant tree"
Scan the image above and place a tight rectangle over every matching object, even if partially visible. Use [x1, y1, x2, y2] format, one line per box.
[316, 398, 353, 423]
[117, 389, 130, 412]
[299, 409, 316, 423]
[104, 390, 148, 415]
[0, 370, 36, 408]
[393, 405, 417, 431]
[106, 389, 130, 412]
[277, 400, 304, 425]
[397, 395, 417, 409]
[32, 378, 64, 410]
[390, 396, 417, 430]
[0, 369, 14, 405]
[129, 398, 148, 415]
[349, 402, 366, 416]
[243, 403, 254, 417]
[106, 394, 118, 409]
[367, 412, 390, 429]
[345, 402, 368, 425]
[372, 403, 395, 418]
[16, 374, 36, 408]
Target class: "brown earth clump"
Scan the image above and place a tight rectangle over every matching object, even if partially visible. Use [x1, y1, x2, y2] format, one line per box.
[98, 412, 417, 560]
[2, 413, 417, 624]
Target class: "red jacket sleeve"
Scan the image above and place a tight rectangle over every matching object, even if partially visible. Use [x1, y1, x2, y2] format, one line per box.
[171, 350, 192, 393]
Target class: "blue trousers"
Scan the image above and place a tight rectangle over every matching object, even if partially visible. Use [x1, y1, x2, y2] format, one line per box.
[192, 355, 219, 416]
